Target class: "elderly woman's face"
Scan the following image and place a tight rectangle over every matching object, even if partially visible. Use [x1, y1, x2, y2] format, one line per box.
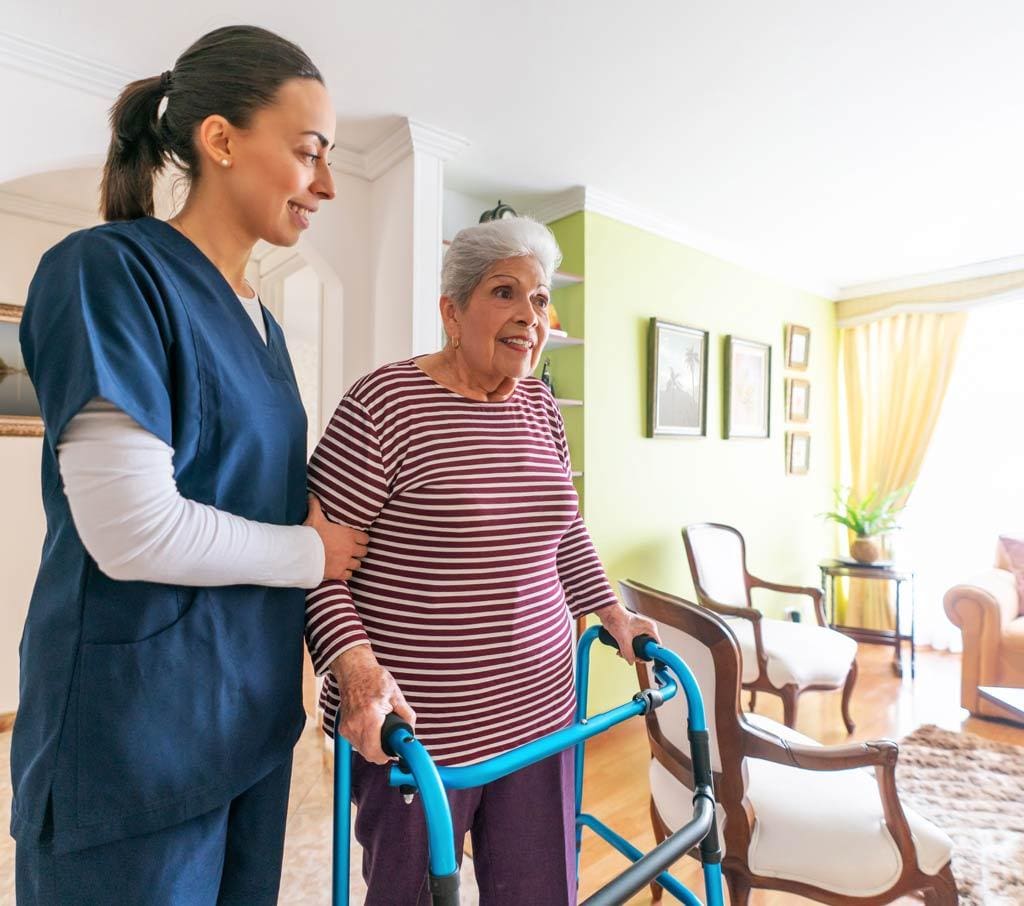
[455, 255, 551, 382]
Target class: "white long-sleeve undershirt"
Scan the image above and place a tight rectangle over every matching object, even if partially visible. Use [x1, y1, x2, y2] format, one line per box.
[57, 397, 324, 589]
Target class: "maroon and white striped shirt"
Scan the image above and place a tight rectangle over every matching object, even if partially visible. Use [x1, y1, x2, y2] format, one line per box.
[305, 360, 618, 765]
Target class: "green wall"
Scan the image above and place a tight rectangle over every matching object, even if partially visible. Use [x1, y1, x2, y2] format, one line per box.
[553, 211, 839, 712]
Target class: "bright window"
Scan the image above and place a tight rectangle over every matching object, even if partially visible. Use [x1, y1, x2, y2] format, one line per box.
[898, 300, 1024, 648]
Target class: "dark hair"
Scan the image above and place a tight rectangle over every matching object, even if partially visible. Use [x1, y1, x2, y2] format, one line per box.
[100, 25, 323, 221]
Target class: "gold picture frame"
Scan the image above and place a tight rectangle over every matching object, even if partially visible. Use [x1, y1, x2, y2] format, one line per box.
[0, 303, 44, 437]
[786, 431, 811, 475]
[786, 378, 811, 423]
[784, 323, 811, 370]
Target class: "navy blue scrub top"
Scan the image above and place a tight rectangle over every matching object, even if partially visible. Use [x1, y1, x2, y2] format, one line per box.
[12, 217, 309, 854]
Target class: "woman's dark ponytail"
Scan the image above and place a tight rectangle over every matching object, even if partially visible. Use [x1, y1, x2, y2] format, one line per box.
[99, 26, 323, 222]
[100, 75, 168, 221]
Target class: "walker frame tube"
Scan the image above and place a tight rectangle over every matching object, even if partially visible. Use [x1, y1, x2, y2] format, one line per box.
[333, 625, 724, 906]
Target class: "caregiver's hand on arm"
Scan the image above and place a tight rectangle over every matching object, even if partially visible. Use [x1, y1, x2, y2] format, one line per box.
[330, 645, 416, 765]
[304, 495, 369, 581]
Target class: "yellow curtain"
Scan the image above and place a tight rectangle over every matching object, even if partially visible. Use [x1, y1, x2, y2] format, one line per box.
[841, 311, 967, 629]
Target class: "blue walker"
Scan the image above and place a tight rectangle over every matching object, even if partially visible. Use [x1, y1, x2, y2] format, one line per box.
[332, 626, 726, 906]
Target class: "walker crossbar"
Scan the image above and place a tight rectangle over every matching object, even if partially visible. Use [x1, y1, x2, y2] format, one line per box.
[332, 625, 724, 906]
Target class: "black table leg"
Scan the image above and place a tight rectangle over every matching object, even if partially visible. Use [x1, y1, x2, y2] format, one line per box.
[910, 576, 917, 679]
[893, 580, 903, 678]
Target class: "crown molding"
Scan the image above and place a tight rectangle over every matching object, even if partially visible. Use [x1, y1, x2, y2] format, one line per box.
[330, 119, 469, 182]
[516, 185, 836, 299]
[363, 120, 469, 181]
[0, 191, 99, 229]
[329, 145, 370, 179]
[519, 188, 587, 225]
[407, 120, 470, 163]
[837, 253, 1024, 301]
[0, 30, 134, 99]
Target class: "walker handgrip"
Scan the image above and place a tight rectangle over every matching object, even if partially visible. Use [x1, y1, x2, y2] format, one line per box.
[380, 712, 414, 758]
[597, 628, 657, 662]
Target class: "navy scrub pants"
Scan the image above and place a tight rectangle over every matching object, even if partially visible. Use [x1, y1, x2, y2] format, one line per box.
[15, 756, 292, 906]
[352, 747, 577, 906]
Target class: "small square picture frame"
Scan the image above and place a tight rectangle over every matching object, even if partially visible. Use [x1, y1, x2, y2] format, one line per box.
[786, 378, 811, 423]
[786, 431, 811, 475]
[785, 324, 811, 371]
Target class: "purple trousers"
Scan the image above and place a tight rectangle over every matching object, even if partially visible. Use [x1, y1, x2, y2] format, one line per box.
[351, 748, 577, 905]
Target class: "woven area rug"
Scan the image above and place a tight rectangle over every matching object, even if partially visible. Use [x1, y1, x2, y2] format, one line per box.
[897, 724, 1024, 905]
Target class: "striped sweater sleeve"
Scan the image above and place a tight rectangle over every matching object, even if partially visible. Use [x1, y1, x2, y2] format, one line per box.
[550, 401, 619, 619]
[305, 394, 389, 675]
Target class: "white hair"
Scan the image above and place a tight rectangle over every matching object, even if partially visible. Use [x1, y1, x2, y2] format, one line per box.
[441, 216, 562, 309]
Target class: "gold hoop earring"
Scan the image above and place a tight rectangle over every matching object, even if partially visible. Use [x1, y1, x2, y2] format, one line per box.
[452, 337, 461, 350]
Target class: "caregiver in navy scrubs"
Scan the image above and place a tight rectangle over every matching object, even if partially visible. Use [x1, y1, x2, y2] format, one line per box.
[11, 25, 368, 905]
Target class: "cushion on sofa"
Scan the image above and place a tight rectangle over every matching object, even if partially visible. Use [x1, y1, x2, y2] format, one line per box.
[996, 535, 1024, 611]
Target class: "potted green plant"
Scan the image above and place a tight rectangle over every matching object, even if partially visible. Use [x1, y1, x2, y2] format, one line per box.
[822, 486, 910, 563]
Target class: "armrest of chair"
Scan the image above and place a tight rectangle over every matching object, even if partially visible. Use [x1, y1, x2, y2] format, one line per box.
[943, 568, 1019, 634]
[743, 727, 918, 874]
[944, 568, 1019, 709]
[749, 575, 827, 626]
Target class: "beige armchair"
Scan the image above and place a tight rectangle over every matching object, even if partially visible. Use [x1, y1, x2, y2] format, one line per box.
[943, 538, 1024, 719]
[620, 579, 958, 906]
[683, 523, 859, 733]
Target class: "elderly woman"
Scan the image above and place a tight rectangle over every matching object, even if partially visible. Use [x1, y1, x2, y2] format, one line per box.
[305, 216, 656, 904]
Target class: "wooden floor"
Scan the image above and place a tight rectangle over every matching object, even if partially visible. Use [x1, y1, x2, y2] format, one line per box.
[1, 645, 1019, 904]
[575, 644, 1024, 904]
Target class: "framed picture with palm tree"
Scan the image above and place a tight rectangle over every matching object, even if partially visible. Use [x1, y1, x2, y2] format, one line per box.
[647, 318, 708, 437]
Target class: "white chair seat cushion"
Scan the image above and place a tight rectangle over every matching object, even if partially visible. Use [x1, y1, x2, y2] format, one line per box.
[649, 714, 953, 897]
[723, 617, 857, 687]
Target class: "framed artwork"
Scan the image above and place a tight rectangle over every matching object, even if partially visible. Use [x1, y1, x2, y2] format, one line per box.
[786, 378, 811, 423]
[0, 304, 43, 437]
[785, 324, 811, 370]
[786, 431, 811, 475]
[723, 336, 770, 439]
[647, 318, 708, 437]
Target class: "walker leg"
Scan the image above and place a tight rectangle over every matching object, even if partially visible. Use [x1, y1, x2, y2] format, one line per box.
[333, 736, 352, 906]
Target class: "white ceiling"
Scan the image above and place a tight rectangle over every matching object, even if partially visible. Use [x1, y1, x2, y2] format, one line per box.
[2, 1, 1023, 297]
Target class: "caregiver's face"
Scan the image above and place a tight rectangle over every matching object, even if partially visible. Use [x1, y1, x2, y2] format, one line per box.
[228, 77, 337, 247]
[456, 256, 550, 383]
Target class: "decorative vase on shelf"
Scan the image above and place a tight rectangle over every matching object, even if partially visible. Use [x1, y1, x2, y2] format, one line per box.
[540, 359, 555, 396]
[850, 536, 882, 564]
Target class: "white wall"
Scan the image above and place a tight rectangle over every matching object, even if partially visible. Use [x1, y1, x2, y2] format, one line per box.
[442, 188, 494, 240]
[0, 212, 78, 713]
[280, 266, 323, 454]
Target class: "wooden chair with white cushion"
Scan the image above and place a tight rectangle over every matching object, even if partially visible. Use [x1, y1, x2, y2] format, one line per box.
[619, 579, 958, 906]
[683, 522, 858, 733]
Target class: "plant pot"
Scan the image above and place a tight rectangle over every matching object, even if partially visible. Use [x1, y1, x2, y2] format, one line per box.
[850, 536, 882, 563]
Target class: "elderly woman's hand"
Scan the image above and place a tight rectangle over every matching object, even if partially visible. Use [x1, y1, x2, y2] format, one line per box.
[595, 603, 661, 666]
[329, 645, 416, 765]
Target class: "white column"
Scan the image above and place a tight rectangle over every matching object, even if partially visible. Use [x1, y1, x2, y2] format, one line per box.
[366, 119, 469, 365]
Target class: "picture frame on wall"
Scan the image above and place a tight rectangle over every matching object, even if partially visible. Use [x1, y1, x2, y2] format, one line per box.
[786, 431, 811, 475]
[0, 304, 43, 438]
[647, 318, 708, 437]
[723, 335, 770, 439]
[785, 323, 811, 370]
[786, 377, 811, 423]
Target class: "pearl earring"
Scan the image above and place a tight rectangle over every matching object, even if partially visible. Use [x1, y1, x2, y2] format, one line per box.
[220, 159, 230, 168]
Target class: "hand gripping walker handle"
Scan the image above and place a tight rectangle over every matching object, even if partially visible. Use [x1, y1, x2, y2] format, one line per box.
[597, 627, 658, 662]
[380, 711, 415, 758]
